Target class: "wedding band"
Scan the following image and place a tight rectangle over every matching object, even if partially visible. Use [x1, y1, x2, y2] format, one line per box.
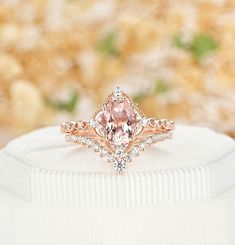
[61, 87, 175, 173]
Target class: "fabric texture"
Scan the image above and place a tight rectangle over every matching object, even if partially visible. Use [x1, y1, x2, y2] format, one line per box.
[0, 125, 234, 205]
[0, 186, 234, 245]
[0, 125, 234, 245]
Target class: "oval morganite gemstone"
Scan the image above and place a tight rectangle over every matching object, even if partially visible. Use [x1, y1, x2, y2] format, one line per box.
[95, 96, 142, 147]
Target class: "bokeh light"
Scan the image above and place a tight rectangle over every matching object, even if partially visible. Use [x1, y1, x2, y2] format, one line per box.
[0, 0, 235, 147]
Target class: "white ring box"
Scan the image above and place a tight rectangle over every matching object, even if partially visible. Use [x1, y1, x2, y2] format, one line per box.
[0, 125, 234, 206]
[0, 125, 234, 245]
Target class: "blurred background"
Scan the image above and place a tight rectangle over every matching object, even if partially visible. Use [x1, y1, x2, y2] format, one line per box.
[0, 0, 235, 147]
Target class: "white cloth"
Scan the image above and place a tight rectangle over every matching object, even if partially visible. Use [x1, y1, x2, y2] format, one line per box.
[0, 125, 234, 245]
[0, 125, 234, 205]
[0, 186, 234, 245]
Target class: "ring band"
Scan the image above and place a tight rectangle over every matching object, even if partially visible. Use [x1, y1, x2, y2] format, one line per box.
[61, 87, 175, 173]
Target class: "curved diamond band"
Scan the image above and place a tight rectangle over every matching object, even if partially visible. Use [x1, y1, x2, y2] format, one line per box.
[61, 87, 175, 173]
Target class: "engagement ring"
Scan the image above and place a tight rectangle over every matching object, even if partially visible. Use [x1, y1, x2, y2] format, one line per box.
[61, 87, 175, 173]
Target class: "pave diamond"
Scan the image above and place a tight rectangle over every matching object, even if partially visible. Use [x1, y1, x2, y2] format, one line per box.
[100, 148, 109, 157]
[125, 154, 132, 162]
[88, 119, 97, 127]
[92, 143, 100, 152]
[140, 117, 148, 126]
[131, 147, 139, 157]
[113, 86, 122, 96]
[139, 143, 145, 151]
[146, 136, 154, 144]
[113, 159, 126, 173]
[107, 154, 115, 162]
[85, 138, 93, 146]
[115, 147, 125, 157]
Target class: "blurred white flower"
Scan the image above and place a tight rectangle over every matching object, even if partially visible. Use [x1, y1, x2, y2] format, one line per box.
[0, 54, 22, 81]
[10, 80, 48, 129]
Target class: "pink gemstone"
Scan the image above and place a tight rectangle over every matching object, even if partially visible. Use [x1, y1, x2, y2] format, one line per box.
[95, 96, 142, 147]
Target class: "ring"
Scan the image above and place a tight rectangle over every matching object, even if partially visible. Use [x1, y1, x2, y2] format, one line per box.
[61, 87, 175, 173]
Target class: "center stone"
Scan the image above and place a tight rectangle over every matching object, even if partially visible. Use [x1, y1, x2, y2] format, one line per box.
[95, 96, 141, 147]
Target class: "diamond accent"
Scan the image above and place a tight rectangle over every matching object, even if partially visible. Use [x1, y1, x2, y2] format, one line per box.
[131, 147, 139, 157]
[113, 159, 126, 173]
[100, 148, 109, 157]
[113, 86, 122, 96]
[92, 143, 100, 152]
[108, 154, 115, 163]
[66, 131, 172, 173]
[88, 119, 97, 128]
[115, 147, 125, 157]
[139, 143, 145, 151]
[125, 154, 132, 162]
[140, 117, 149, 126]
[146, 136, 154, 144]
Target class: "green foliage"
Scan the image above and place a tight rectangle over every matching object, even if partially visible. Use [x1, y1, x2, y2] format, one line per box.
[132, 80, 171, 103]
[190, 34, 218, 60]
[97, 31, 119, 57]
[154, 80, 171, 94]
[45, 90, 79, 113]
[132, 92, 148, 104]
[173, 33, 218, 61]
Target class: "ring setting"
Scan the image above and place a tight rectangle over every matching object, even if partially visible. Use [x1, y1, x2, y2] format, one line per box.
[61, 87, 175, 173]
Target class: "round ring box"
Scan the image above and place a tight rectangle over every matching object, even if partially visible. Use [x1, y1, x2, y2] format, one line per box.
[0, 125, 234, 245]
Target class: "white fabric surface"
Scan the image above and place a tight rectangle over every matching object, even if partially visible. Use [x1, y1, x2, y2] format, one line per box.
[0, 125, 234, 245]
[0, 185, 234, 245]
[0, 125, 234, 205]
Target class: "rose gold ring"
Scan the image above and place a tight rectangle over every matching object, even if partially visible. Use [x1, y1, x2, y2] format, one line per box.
[61, 87, 175, 173]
